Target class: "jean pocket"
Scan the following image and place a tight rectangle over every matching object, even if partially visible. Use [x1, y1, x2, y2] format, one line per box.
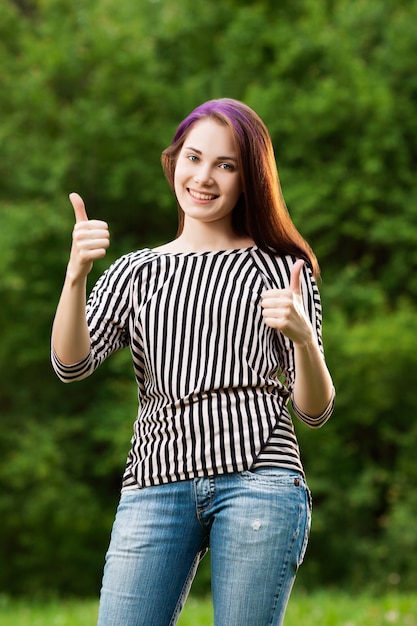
[241, 467, 305, 487]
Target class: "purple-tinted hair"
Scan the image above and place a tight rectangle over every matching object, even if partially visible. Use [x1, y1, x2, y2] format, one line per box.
[172, 99, 259, 146]
[161, 98, 319, 276]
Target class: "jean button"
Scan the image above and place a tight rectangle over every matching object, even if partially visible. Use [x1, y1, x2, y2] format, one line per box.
[294, 478, 300, 486]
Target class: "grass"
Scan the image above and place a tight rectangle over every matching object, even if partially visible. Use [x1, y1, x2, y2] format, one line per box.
[0, 592, 416, 625]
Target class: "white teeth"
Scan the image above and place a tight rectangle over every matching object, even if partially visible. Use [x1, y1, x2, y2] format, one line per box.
[189, 190, 217, 201]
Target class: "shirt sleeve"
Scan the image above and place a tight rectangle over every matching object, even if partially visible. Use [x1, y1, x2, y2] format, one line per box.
[292, 386, 335, 428]
[51, 253, 133, 382]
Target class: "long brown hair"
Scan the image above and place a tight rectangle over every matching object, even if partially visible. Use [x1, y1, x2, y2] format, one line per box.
[161, 98, 319, 278]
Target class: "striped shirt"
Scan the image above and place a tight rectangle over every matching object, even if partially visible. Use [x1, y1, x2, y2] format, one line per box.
[52, 246, 334, 488]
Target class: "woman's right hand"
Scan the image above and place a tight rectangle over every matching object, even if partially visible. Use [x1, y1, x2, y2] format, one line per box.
[68, 192, 110, 280]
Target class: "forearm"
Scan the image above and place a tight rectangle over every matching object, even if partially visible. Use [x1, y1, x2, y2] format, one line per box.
[51, 192, 110, 366]
[292, 338, 334, 418]
[51, 271, 91, 365]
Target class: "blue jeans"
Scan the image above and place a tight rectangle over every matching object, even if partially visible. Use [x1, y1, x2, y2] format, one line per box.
[97, 468, 312, 626]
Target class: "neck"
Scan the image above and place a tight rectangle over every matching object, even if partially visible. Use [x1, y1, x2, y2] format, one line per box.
[176, 219, 253, 253]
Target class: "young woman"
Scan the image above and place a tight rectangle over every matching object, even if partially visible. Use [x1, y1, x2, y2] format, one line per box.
[52, 98, 335, 626]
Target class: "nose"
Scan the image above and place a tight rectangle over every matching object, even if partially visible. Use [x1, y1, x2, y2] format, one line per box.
[194, 164, 213, 186]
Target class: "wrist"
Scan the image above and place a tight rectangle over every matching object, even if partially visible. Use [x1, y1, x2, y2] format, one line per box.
[65, 263, 89, 287]
[293, 332, 317, 350]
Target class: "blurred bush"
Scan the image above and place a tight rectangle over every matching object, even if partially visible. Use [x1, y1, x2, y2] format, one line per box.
[0, 0, 416, 596]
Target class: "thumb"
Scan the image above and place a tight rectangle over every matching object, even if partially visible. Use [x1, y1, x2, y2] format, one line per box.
[69, 192, 88, 223]
[290, 259, 304, 294]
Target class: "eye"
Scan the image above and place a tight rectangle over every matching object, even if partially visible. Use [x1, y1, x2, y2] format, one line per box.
[187, 154, 199, 162]
[219, 162, 236, 171]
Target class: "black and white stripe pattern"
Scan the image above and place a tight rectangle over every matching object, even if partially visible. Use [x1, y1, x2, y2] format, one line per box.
[52, 246, 334, 488]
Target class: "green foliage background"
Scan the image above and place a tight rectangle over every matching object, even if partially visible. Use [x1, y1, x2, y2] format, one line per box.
[1, 0, 416, 597]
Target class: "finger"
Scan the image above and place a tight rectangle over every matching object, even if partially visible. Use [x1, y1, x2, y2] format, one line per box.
[261, 289, 281, 298]
[69, 192, 88, 223]
[73, 223, 109, 235]
[76, 235, 110, 249]
[290, 259, 304, 295]
[261, 289, 292, 306]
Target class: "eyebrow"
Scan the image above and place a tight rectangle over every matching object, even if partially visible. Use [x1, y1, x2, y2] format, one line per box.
[184, 146, 238, 163]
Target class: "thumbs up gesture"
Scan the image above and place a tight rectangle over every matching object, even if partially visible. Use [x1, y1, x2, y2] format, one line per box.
[68, 193, 110, 279]
[260, 260, 314, 346]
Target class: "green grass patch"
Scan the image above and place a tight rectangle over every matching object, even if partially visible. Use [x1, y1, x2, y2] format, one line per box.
[0, 592, 416, 625]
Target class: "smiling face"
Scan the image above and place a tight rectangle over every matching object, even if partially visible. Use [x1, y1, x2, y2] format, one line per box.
[173, 118, 243, 229]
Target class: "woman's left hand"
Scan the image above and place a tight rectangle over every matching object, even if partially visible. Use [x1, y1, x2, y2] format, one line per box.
[260, 260, 315, 346]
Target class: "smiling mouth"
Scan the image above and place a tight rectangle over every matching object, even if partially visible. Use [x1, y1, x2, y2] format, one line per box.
[188, 188, 219, 201]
